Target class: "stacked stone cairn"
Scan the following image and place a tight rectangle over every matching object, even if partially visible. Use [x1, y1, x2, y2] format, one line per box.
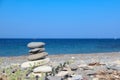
[21, 42, 83, 80]
[27, 42, 48, 61]
[21, 42, 52, 78]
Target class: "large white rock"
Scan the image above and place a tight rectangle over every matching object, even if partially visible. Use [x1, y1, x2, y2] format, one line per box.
[21, 58, 50, 68]
[56, 71, 69, 77]
[27, 42, 45, 48]
[92, 78, 99, 80]
[33, 66, 52, 73]
[28, 72, 42, 77]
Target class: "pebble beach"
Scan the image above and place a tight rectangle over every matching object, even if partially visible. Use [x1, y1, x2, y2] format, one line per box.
[1, 52, 120, 80]
[50, 52, 120, 64]
[1, 52, 120, 67]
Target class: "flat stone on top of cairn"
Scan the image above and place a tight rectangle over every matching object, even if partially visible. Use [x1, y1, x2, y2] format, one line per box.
[27, 42, 45, 49]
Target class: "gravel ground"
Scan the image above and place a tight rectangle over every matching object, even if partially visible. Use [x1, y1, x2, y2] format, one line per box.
[0, 52, 120, 80]
[0, 52, 120, 68]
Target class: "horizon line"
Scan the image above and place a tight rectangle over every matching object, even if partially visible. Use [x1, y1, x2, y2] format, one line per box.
[0, 38, 120, 39]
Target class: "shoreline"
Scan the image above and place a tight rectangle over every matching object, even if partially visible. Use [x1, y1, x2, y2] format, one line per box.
[0, 51, 120, 57]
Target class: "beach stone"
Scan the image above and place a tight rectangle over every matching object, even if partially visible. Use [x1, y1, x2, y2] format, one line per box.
[78, 64, 88, 68]
[28, 52, 48, 61]
[21, 58, 50, 68]
[47, 76, 62, 80]
[107, 64, 120, 70]
[56, 71, 69, 77]
[113, 60, 120, 64]
[85, 70, 96, 76]
[71, 75, 83, 80]
[69, 64, 78, 71]
[29, 48, 45, 53]
[27, 42, 45, 48]
[81, 66, 94, 70]
[94, 66, 107, 71]
[92, 78, 99, 80]
[28, 72, 42, 77]
[33, 66, 52, 73]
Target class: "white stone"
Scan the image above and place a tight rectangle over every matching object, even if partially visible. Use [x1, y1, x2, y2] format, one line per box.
[28, 72, 42, 77]
[47, 76, 62, 80]
[113, 60, 120, 64]
[78, 64, 88, 68]
[56, 71, 69, 77]
[33, 66, 52, 73]
[21, 58, 50, 68]
[69, 64, 78, 70]
[11, 63, 20, 66]
[71, 57, 75, 59]
[92, 78, 99, 80]
[27, 42, 45, 48]
[71, 75, 83, 80]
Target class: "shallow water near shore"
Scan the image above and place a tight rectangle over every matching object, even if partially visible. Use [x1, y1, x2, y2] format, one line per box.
[0, 39, 120, 56]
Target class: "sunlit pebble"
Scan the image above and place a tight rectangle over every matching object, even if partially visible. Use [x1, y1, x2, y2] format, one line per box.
[71, 57, 75, 59]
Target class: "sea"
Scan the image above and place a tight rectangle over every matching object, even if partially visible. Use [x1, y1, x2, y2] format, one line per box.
[0, 39, 120, 56]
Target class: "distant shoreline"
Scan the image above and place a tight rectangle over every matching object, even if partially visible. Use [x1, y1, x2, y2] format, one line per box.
[0, 51, 120, 57]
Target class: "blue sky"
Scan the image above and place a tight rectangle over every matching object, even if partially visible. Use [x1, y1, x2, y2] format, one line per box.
[0, 0, 120, 38]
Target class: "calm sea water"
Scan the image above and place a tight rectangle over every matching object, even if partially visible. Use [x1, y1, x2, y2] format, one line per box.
[0, 39, 120, 56]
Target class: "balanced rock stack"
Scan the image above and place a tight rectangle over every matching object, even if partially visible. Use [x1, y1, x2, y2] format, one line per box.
[27, 42, 47, 61]
[21, 42, 50, 69]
